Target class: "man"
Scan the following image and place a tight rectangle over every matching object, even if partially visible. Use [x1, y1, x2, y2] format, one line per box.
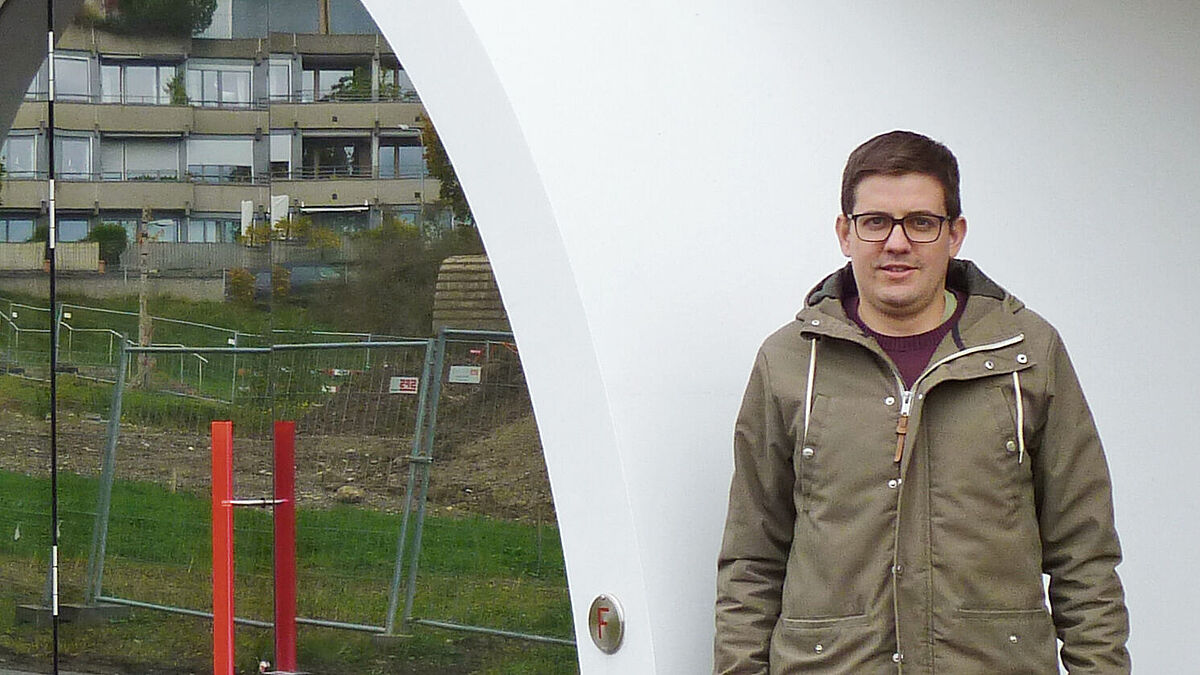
[714, 131, 1129, 673]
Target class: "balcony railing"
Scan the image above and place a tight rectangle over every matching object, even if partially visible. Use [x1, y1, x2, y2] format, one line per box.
[186, 165, 258, 184]
[268, 88, 422, 104]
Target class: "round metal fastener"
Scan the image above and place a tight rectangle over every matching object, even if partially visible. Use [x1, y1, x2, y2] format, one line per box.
[811, 319, 821, 326]
[984, 360, 995, 370]
[1017, 353, 1028, 364]
[1009, 634, 1019, 644]
[893, 652, 903, 663]
[887, 479, 899, 489]
[1005, 440, 1017, 453]
[588, 594, 625, 654]
[814, 643, 823, 653]
[801, 447, 815, 459]
[917, 393, 924, 400]
[884, 396, 896, 406]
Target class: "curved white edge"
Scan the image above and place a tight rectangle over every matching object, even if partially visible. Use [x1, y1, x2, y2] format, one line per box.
[371, 1, 657, 671]
[368, 2, 1200, 673]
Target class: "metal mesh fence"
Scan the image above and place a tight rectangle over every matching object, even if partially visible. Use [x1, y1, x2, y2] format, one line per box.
[400, 330, 574, 648]
[2, 329, 576, 671]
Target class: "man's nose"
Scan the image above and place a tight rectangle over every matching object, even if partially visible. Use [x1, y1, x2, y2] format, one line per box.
[882, 223, 913, 251]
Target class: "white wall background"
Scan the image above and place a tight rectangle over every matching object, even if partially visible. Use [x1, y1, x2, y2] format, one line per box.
[372, 1, 1200, 672]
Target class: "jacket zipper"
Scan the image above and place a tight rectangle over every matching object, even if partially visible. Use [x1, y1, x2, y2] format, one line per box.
[891, 333, 1025, 464]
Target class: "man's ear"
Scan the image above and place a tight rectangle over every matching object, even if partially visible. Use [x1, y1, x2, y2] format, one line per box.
[947, 216, 967, 257]
[836, 215, 853, 257]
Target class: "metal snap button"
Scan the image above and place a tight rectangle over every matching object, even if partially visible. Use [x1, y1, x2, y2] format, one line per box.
[801, 447, 815, 459]
[893, 652, 903, 663]
[984, 360, 995, 370]
[814, 643, 823, 653]
[1009, 634, 1019, 644]
[884, 396, 895, 406]
[811, 319, 820, 326]
[1005, 440, 1017, 453]
[887, 479, 899, 489]
[1016, 353, 1028, 364]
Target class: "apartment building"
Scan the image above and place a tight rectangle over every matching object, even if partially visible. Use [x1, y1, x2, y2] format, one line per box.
[0, 0, 440, 254]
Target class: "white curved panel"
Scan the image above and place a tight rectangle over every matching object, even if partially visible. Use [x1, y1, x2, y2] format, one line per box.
[370, 2, 1200, 672]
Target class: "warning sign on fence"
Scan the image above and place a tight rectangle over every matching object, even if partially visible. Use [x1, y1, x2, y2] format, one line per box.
[389, 376, 420, 394]
[448, 365, 482, 384]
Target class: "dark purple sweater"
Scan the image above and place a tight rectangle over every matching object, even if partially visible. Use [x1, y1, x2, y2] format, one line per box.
[843, 290, 967, 389]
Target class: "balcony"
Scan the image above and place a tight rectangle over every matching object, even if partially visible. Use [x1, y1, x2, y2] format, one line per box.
[271, 175, 437, 208]
[269, 100, 425, 131]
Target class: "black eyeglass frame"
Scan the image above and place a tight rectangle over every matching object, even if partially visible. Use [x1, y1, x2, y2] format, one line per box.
[847, 212, 950, 243]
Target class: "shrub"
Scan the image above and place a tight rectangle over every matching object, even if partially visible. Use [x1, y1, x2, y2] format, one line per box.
[87, 224, 129, 266]
[228, 268, 254, 306]
[272, 265, 291, 302]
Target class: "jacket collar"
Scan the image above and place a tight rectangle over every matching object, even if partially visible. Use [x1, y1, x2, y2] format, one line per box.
[796, 259, 1027, 348]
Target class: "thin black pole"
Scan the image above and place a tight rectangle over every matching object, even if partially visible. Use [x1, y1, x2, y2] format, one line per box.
[45, 0, 60, 671]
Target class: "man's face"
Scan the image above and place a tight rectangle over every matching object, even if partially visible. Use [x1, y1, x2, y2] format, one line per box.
[835, 173, 966, 333]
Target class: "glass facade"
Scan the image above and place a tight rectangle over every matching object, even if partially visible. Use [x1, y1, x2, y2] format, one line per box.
[186, 62, 253, 107]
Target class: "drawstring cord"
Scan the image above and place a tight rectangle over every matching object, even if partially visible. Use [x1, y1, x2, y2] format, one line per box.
[1012, 370, 1025, 463]
[803, 338, 817, 441]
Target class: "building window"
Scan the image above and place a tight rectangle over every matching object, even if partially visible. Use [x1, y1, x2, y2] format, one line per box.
[55, 54, 91, 102]
[301, 61, 369, 102]
[100, 137, 180, 181]
[0, 217, 36, 242]
[187, 137, 254, 183]
[186, 62, 253, 107]
[58, 218, 90, 242]
[301, 137, 370, 178]
[145, 218, 179, 242]
[378, 136, 426, 179]
[101, 62, 181, 105]
[54, 135, 93, 180]
[186, 218, 237, 243]
[378, 60, 418, 101]
[270, 132, 293, 178]
[1, 134, 40, 179]
[269, 59, 293, 101]
[328, 0, 380, 34]
[25, 64, 46, 100]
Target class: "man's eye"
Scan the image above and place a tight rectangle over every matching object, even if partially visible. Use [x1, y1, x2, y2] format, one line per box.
[909, 216, 937, 229]
[863, 216, 887, 227]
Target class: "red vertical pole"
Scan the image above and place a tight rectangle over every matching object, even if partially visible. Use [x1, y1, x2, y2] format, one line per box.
[274, 421, 298, 673]
[211, 421, 235, 675]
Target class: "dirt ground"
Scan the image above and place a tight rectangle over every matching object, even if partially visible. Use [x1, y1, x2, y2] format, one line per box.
[0, 407, 554, 523]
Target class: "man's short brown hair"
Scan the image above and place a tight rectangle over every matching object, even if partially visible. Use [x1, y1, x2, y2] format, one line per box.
[841, 130, 962, 219]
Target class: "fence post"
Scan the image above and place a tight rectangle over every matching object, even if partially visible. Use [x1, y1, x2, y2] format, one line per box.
[212, 421, 235, 675]
[384, 338, 437, 635]
[400, 329, 449, 630]
[274, 421, 298, 673]
[85, 338, 128, 604]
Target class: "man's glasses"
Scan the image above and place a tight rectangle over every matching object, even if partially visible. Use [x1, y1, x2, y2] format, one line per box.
[848, 212, 949, 243]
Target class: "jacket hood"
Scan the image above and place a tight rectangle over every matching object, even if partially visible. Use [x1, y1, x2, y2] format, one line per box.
[801, 258, 1020, 314]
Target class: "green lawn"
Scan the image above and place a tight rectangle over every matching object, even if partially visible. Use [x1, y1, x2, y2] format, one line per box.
[0, 470, 577, 674]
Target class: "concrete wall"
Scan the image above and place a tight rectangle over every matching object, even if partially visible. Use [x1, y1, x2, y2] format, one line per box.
[0, 274, 224, 302]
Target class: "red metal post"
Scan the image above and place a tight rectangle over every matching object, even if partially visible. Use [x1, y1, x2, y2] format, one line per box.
[274, 421, 298, 673]
[211, 421, 235, 675]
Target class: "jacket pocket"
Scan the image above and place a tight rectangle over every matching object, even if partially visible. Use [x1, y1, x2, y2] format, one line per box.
[770, 613, 875, 674]
[941, 608, 1058, 674]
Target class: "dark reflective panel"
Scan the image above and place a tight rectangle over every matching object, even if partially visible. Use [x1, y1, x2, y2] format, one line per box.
[0, 0, 577, 671]
[0, 1, 58, 669]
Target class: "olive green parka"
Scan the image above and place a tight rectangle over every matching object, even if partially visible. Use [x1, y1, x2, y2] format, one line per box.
[714, 260, 1129, 674]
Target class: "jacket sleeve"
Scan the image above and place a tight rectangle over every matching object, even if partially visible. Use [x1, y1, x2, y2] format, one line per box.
[714, 347, 797, 674]
[1033, 332, 1131, 673]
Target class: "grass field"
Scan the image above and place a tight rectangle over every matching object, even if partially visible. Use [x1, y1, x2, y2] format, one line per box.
[0, 470, 578, 674]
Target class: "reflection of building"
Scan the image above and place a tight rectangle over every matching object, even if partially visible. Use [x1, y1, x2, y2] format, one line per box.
[0, 0, 441, 259]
